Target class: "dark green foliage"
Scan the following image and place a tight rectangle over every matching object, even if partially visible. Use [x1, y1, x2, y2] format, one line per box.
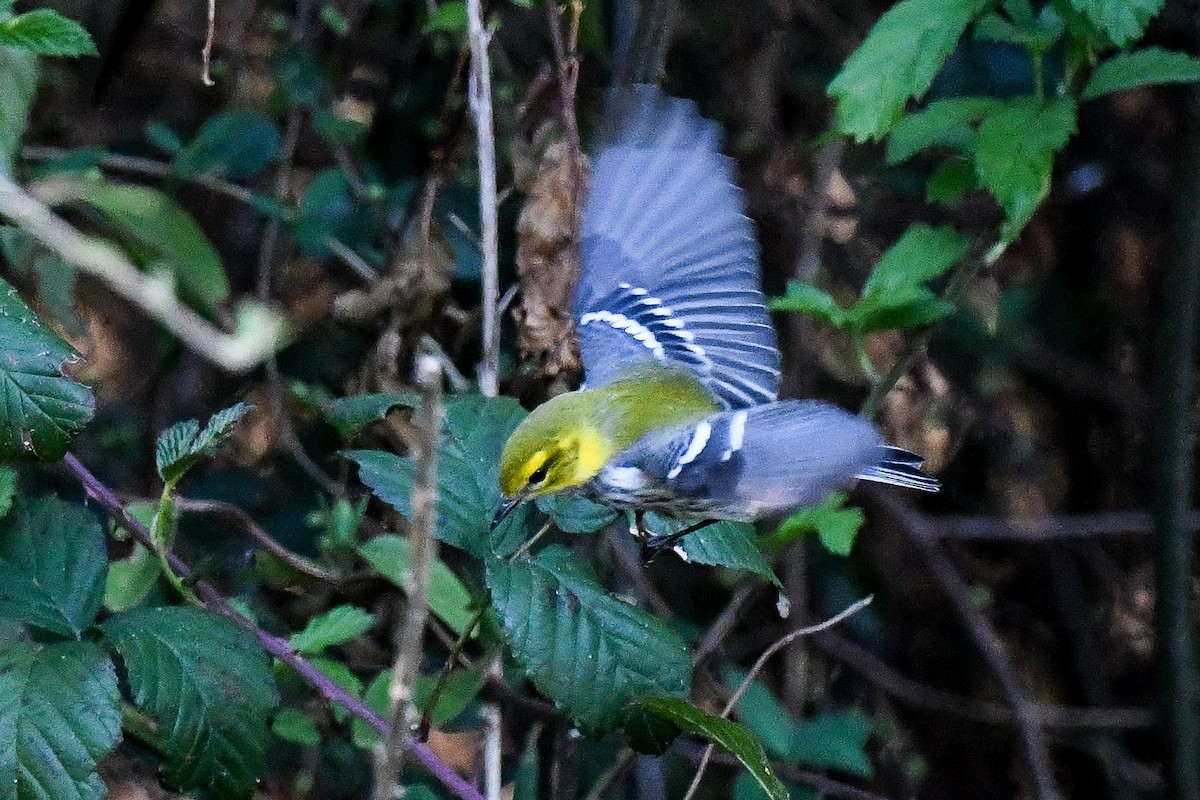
[0, 278, 94, 461]
[156, 402, 253, 485]
[487, 546, 692, 734]
[0, 639, 120, 800]
[0, 495, 105, 638]
[101, 608, 279, 799]
[0, 7, 96, 57]
[631, 696, 789, 800]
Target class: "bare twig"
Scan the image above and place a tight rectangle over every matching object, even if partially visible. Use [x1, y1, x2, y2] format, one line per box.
[170, 497, 340, 582]
[61, 453, 483, 800]
[681, 596, 874, 800]
[545, 0, 584, 243]
[201, 0, 217, 86]
[867, 489, 1063, 800]
[929, 510, 1200, 540]
[813, 630, 1154, 729]
[466, 2, 502, 794]
[373, 357, 443, 800]
[467, 0, 500, 398]
[0, 174, 286, 372]
[21, 147, 259, 207]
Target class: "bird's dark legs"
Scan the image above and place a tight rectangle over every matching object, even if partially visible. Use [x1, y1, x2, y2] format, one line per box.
[641, 517, 718, 562]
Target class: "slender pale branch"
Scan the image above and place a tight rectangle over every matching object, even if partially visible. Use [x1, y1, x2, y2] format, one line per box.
[0, 174, 286, 373]
[467, 0, 500, 398]
[373, 357, 443, 799]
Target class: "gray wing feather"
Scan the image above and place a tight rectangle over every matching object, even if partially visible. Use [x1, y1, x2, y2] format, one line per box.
[574, 86, 780, 409]
[597, 401, 938, 519]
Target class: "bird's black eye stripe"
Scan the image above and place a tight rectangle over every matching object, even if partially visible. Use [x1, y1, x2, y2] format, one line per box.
[529, 464, 549, 484]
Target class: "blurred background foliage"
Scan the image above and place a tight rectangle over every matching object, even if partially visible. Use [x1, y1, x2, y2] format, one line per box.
[0, 0, 1198, 798]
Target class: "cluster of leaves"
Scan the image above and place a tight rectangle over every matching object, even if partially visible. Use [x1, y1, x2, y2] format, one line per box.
[0, 489, 278, 799]
[775, 0, 1200, 380]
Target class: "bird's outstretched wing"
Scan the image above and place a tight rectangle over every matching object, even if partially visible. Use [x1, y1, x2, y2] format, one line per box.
[573, 86, 780, 410]
[593, 401, 939, 519]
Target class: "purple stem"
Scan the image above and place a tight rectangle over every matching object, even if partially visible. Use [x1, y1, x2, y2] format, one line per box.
[62, 453, 485, 800]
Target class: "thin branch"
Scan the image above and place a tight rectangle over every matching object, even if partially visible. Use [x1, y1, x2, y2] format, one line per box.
[466, 2, 502, 795]
[61, 453, 484, 800]
[0, 174, 285, 372]
[929, 510, 1200, 540]
[813, 630, 1154, 730]
[170, 497, 340, 582]
[21, 147, 259, 207]
[866, 489, 1063, 800]
[202, 0, 217, 86]
[681, 596, 874, 800]
[374, 357, 443, 800]
[467, 0, 500, 398]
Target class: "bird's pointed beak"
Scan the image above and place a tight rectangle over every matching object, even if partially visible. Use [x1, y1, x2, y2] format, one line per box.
[491, 488, 530, 531]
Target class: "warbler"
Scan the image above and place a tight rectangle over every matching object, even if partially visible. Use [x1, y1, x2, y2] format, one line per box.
[493, 86, 937, 546]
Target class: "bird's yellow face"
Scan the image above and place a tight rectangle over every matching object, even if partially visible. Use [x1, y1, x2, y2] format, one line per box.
[493, 393, 612, 528]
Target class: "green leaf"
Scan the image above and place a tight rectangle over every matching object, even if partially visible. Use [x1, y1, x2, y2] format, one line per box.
[789, 712, 874, 777]
[309, 657, 364, 722]
[0, 277, 94, 460]
[724, 668, 873, 776]
[155, 402, 253, 484]
[487, 546, 691, 734]
[323, 392, 419, 440]
[0, 9, 97, 57]
[653, 516, 782, 587]
[272, 708, 322, 746]
[347, 394, 532, 557]
[0, 46, 38, 177]
[768, 492, 865, 556]
[79, 182, 230, 314]
[535, 492, 618, 534]
[0, 465, 15, 517]
[926, 158, 979, 205]
[852, 225, 969, 334]
[289, 605, 375, 654]
[351, 671, 389, 749]
[885, 97, 1002, 164]
[104, 541, 160, 612]
[351, 668, 485, 747]
[0, 495, 106, 637]
[103, 501, 160, 612]
[360, 534, 477, 635]
[174, 109, 281, 179]
[101, 607, 279, 799]
[1083, 47, 1200, 99]
[975, 3, 1064, 50]
[631, 696, 789, 800]
[827, 0, 988, 141]
[425, 2, 468, 33]
[1066, 0, 1163, 46]
[144, 120, 184, 155]
[0, 639, 120, 800]
[974, 96, 1077, 241]
[863, 224, 971, 295]
[769, 282, 847, 328]
[292, 169, 355, 257]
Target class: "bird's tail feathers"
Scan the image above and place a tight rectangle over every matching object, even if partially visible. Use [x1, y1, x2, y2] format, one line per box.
[857, 446, 940, 492]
